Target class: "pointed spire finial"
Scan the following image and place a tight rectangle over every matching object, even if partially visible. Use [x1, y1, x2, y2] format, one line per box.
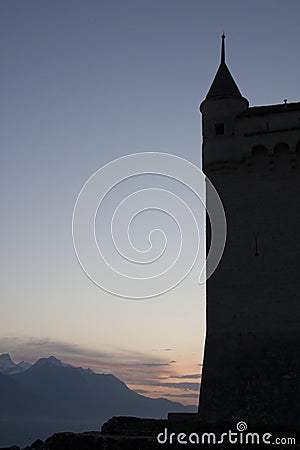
[221, 33, 225, 64]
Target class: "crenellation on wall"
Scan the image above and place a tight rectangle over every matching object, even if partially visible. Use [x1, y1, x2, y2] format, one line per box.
[205, 135, 300, 172]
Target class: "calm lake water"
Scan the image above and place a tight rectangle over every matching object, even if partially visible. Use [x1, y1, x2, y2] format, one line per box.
[0, 417, 104, 448]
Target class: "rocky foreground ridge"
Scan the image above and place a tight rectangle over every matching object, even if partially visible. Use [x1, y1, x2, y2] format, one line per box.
[1, 416, 299, 450]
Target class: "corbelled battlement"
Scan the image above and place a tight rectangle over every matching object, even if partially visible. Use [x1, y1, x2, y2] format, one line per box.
[206, 141, 300, 173]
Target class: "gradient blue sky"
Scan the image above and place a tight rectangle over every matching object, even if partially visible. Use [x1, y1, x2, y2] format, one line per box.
[1, 0, 299, 405]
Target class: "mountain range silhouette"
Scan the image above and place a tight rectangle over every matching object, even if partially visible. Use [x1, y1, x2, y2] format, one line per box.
[0, 353, 195, 447]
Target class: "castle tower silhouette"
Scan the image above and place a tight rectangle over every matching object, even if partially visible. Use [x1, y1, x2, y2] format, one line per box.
[199, 35, 300, 428]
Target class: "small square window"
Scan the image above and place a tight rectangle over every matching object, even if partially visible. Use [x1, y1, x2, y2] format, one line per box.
[215, 123, 224, 135]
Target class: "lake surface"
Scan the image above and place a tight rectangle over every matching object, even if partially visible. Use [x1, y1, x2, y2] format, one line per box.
[0, 417, 104, 448]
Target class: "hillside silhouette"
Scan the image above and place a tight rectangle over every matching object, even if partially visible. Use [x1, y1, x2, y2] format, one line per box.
[0, 354, 195, 447]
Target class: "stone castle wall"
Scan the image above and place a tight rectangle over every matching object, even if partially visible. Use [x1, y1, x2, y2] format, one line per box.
[199, 148, 300, 426]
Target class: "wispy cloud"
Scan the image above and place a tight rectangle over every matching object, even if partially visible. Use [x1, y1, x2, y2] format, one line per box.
[165, 393, 199, 399]
[0, 336, 173, 371]
[140, 362, 171, 367]
[0, 336, 116, 364]
[0, 336, 200, 405]
[133, 380, 200, 391]
[172, 373, 201, 379]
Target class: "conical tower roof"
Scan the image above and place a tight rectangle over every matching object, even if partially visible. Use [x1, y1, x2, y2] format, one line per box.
[206, 34, 242, 99]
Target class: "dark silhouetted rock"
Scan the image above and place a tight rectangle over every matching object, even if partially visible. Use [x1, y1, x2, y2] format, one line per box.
[0, 446, 20, 450]
[101, 416, 167, 436]
[43, 432, 104, 450]
[30, 440, 44, 449]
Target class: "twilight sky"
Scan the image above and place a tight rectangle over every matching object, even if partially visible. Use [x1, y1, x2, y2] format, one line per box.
[1, 0, 299, 406]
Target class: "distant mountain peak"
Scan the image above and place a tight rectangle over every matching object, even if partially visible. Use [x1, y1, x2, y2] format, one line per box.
[16, 360, 32, 371]
[33, 356, 97, 374]
[35, 355, 65, 368]
[0, 352, 13, 361]
[0, 353, 31, 375]
[0, 353, 15, 370]
[48, 355, 62, 364]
